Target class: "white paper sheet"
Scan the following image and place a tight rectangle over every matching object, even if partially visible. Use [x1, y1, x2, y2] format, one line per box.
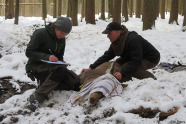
[40, 59, 71, 65]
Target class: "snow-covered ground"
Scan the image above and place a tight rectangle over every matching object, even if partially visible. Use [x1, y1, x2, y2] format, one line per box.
[0, 14, 186, 124]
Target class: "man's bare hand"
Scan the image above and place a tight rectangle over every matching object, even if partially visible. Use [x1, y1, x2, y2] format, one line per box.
[81, 68, 92, 73]
[114, 72, 122, 80]
[49, 55, 58, 62]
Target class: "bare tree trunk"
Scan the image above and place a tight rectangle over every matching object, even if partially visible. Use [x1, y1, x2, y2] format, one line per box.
[14, 0, 19, 24]
[122, 0, 128, 22]
[105, 0, 108, 13]
[169, 0, 179, 25]
[178, 0, 182, 15]
[0, 4, 2, 16]
[165, 0, 168, 14]
[5, 0, 8, 19]
[152, 0, 157, 26]
[101, 0, 105, 20]
[53, 0, 57, 18]
[108, 0, 113, 19]
[98, 0, 100, 14]
[42, 0, 47, 20]
[85, 0, 87, 21]
[141, 0, 144, 15]
[22, 0, 25, 16]
[81, 0, 85, 21]
[129, 0, 133, 17]
[67, 0, 72, 17]
[161, 0, 165, 19]
[113, 0, 121, 24]
[154, 0, 160, 19]
[95, 0, 100, 15]
[183, 0, 186, 27]
[184, 0, 185, 15]
[58, 0, 62, 16]
[143, 0, 155, 30]
[86, 0, 95, 24]
[136, 0, 141, 18]
[62, 0, 67, 15]
[7, 0, 14, 19]
[71, 0, 78, 26]
[32, 0, 35, 17]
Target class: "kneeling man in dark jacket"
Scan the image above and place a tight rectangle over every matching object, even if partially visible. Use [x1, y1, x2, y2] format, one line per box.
[82, 22, 160, 82]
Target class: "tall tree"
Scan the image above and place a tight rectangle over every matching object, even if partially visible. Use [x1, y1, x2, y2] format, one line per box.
[95, 0, 100, 14]
[53, 0, 57, 18]
[160, 0, 165, 19]
[113, 0, 121, 24]
[81, 0, 85, 21]
[141, 0, 144, 15]
[108, 0, 113, 19]
[184, 0, 186, 16]
[100, 0, 105, 20]
[169, 0, 179, 25]
[58, 0, 62, 16]
[14, 0, 19, 24]
[136, 0, 141, 18]
[122, 0, 128, 22]
[183, 0, 186, 27]
[129, 0, 133, 17]
[67, 0, 72, 17]
[165, 0, 168, 13]
[62, 0, 67, 15]
[179, 0, 184, 15]
[6, 0, 14, 19]
[86, 0, 95, 24]
[42, 0, 47, 20]
[143, 0, 155, 30]
[71, 0, 78, 26]
[154, 0, 160, 19]
[151, 0, 158, 26]
[22, 0, 26, 16]
[105, 0, 108, 12]
[5, 0, 8, 19]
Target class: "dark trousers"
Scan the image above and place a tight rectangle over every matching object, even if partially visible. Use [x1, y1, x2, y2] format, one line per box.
[121, 59, 159, 82]
[32, 63, 80, 102]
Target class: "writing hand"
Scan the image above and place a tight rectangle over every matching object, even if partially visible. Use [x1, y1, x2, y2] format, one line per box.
[49, 55, 58, 62]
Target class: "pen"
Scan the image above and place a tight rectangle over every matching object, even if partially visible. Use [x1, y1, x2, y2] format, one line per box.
[49, 49, 54, 55]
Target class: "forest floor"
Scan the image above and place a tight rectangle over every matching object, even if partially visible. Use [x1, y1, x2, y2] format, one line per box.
[0, 77, 36, 104]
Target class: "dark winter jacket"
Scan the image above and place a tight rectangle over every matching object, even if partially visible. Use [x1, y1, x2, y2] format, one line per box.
[25, 23, 66, 72]
[89, 31, 160, 78]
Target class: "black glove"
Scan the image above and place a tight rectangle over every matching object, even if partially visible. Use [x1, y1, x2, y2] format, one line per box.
[27, 70, 35, 81]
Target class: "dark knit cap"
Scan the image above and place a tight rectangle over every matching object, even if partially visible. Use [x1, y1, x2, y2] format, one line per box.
[102, 22, 123, 34]
[54, 17, 72, 34]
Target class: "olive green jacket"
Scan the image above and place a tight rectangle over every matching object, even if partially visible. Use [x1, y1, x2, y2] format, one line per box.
[25, 23, 66, 72]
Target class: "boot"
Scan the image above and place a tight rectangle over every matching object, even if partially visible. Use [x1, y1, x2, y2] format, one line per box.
[88, 92, 103, 107]
[27, 93, 45, 112]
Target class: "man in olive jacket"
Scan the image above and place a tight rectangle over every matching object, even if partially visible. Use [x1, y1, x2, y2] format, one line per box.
[25, 17, 80, 112]
[82, 22, 160, 82]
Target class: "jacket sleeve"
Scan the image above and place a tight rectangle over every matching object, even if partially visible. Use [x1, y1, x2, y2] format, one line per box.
[89, 45, 115, 69]
[57, 39, 66, 61]
[26, 30, 50, 62]
[120, 38, 143, 77]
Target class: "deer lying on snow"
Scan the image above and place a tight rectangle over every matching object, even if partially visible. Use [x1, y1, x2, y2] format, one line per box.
[66, 61, 128, 108]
